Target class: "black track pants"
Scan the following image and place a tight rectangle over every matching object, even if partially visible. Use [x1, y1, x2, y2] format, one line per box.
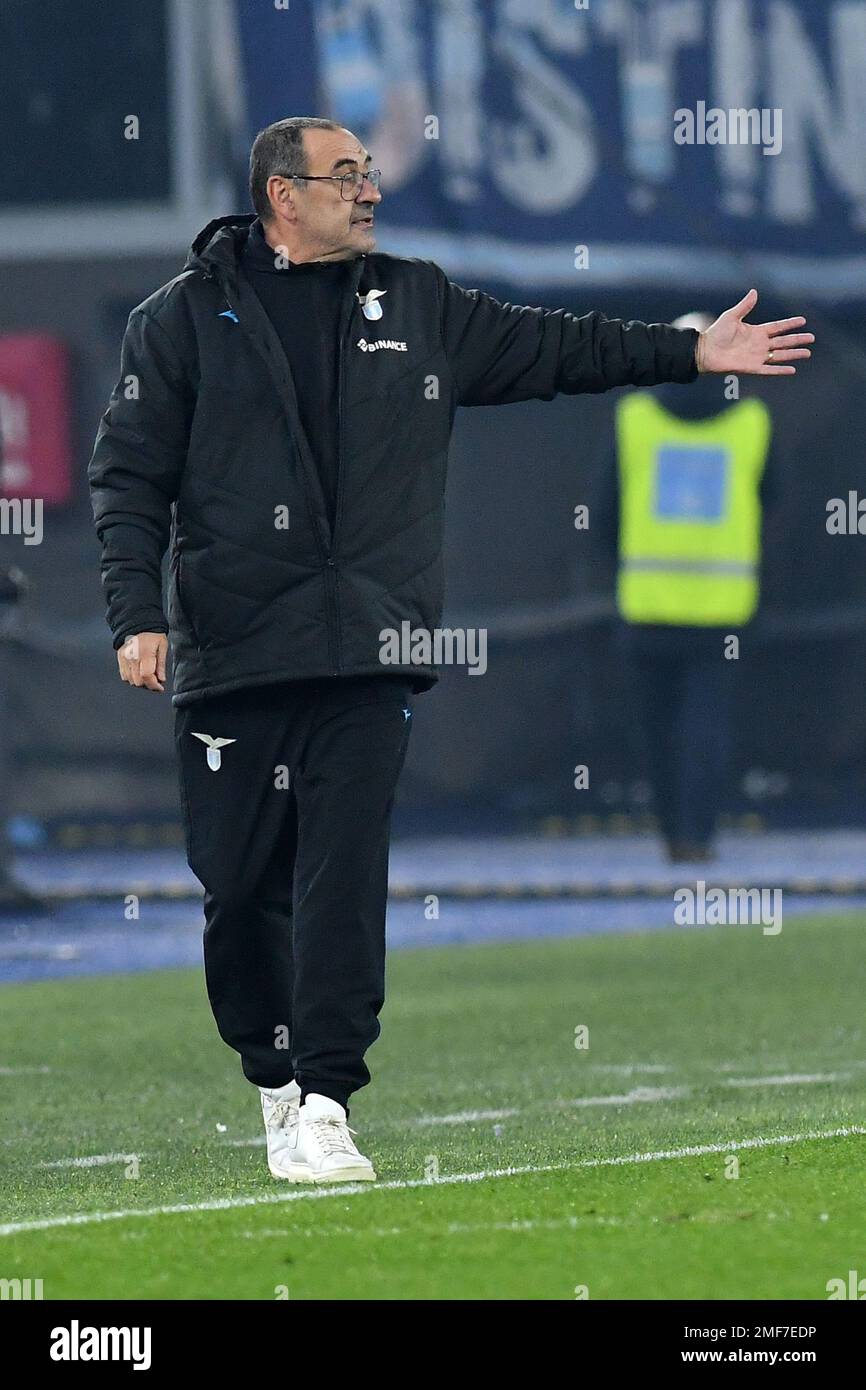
[174, 676, 414, 1109]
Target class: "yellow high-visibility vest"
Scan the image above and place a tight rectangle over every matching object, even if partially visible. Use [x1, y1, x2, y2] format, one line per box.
[616, 393, 771, 625]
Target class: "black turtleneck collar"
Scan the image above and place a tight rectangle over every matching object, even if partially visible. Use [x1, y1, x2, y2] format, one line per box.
[243, 218, 356, 276]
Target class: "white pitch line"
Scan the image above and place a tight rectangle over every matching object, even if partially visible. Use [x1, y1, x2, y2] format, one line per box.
[0, 1066, 51, 1076]
[37, 1070, 861, 1168]
[238, 1213, 629, 1241]
[144, 1089, 694, 1149]
[39, 1153, 141, 1171]
[412, 1107, 520, 1127]
[724, 1073, 849, 1088]
[407, 1074, 855, 1125]
[413, 1089, 688, 1125]
[560, 1085, 690, 1108]
[2, 1124, 862, 1239]
[587, 1064, 674, 1075]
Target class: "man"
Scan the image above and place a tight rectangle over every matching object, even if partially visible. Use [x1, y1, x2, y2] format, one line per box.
[0, 562, 46, 913]
[601, 313, 777, 861]
[0, 423, 47, 914]
[88, 117, 813, 1185]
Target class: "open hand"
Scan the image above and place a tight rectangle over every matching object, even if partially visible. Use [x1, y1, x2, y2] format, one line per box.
[697, 289, 814, 376]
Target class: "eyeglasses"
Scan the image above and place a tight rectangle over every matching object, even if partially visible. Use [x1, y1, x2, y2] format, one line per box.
[294, 169, 382, 201]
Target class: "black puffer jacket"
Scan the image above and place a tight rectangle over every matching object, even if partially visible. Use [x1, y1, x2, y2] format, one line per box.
[88, 214, 699, 706]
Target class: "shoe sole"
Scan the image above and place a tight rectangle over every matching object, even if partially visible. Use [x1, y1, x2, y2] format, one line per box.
[268, 1161, 377, 1184]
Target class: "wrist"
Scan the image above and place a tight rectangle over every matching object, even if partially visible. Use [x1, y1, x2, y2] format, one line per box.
[695, 332, 708, 374]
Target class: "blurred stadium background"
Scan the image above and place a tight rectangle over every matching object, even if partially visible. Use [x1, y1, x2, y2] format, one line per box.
[3, 0, 866, 1308]
[0, 0, 864, 923]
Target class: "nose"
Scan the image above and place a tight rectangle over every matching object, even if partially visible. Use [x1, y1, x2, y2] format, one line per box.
[358, 173, 382, 204]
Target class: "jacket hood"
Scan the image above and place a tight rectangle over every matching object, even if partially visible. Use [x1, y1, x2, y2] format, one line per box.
[183, 214, 257, 275]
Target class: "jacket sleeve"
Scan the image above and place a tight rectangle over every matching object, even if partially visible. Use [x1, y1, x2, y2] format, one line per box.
[434, 266, 700, 406]
[88, 308, 193, 649]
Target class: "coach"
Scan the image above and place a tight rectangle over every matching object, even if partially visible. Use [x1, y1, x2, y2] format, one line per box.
[88, 117, 812, 1185]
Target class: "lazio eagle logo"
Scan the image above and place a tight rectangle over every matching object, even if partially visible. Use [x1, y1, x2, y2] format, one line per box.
[357, 288, 387, 321]
[191, 732, 237, 771]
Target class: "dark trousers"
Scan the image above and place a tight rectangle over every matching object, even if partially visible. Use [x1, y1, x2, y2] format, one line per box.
[621, 626, 737, 851]
[175, 676, 414, 1109]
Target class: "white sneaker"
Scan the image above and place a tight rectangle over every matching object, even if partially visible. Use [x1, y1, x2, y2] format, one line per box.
[271, 1092, 377, 1184]
[259, 1079, 302, 1180]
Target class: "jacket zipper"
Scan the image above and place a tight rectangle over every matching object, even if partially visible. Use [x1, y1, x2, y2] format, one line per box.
[324, 327, 345, 674]
[327, 259, 365, 672]
[203, 258, 357, 678]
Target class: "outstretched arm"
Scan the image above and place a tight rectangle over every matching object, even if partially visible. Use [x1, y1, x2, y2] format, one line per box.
[434, 268, 812, 407]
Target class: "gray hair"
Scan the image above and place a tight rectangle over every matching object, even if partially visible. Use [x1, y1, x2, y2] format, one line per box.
[249, 117, 341, 221]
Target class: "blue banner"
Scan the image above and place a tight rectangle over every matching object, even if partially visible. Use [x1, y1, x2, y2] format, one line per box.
[236, 0, 866, 300]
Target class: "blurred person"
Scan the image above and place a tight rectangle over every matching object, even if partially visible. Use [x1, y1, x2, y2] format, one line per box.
[88, 118, 813, 1183]
[600, 313, 776, 863]
[0, 565, 44, 912]
[0, 429, 49, 914]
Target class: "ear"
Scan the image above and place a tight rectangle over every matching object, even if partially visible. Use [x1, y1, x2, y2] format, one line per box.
[266, 173, 296, 223]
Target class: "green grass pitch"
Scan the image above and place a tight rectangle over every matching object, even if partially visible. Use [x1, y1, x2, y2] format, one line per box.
[0, 911, 864, 1300]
